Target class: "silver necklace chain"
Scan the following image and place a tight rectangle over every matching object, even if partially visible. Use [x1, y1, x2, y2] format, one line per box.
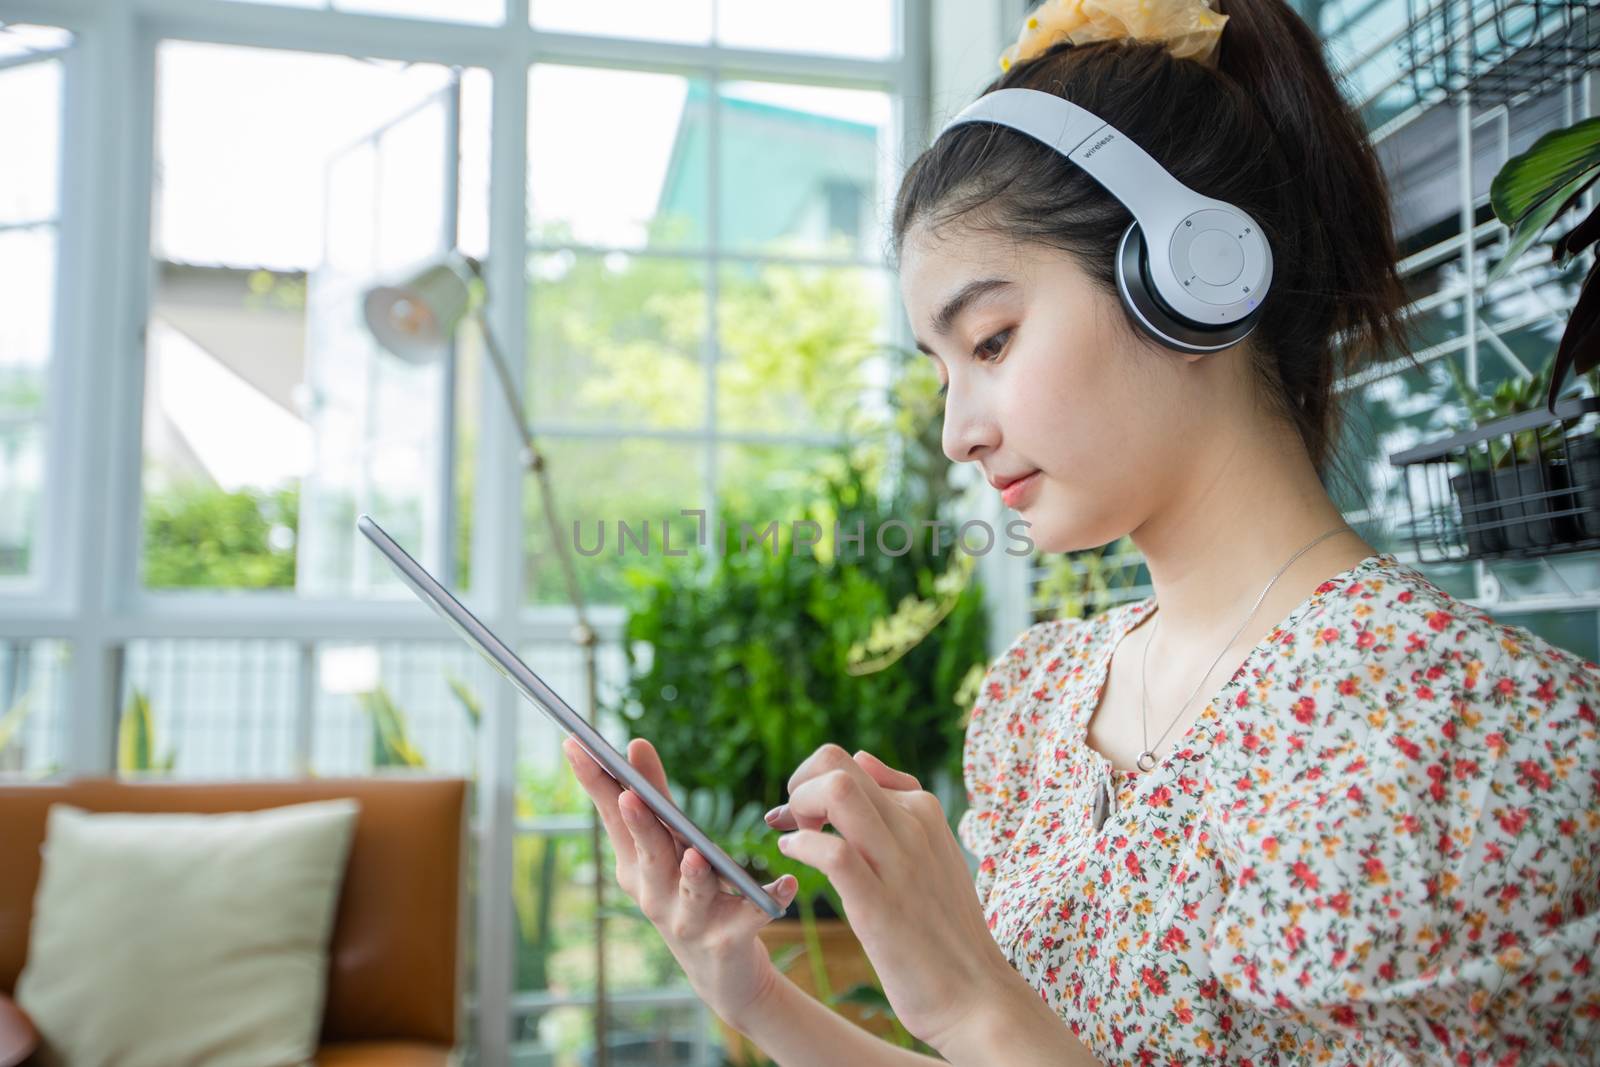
[1134, 523, 1357, 772]
[1090, 524, 1361, 834]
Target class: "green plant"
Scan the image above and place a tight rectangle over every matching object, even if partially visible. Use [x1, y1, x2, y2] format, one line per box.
[1029, 535, 1145, 625]
[117, 689, 175, 774]
[845, 549, 969, 670]
[448, 676, 482, 731]
[1487, 115, 1600, 413]
[142, 482, 300, 589]
[519, 225, 891, 609]
[1442, 351, 1580, 470]
[609, 364, 989, 1062]
[0, 691, 32, 764]
[357, 685, 428, 768]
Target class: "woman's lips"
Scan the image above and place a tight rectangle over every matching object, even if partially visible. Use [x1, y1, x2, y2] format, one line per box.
[1000, 470, 1041, 508]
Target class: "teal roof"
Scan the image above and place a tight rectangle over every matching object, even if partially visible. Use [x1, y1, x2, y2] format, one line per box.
[653, 81, 881, 253]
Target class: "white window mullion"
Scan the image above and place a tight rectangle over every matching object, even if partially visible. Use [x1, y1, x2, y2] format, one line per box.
[704, 63, 722, 561]
[473, 23, 532, 1066]
[54, 6, 156, 773]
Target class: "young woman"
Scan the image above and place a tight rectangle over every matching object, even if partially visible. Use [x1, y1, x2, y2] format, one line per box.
[563, 0, 1600, 1062]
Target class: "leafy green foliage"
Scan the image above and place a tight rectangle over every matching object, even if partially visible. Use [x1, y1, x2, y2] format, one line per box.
[1487, 116, 1600, 413]
[1443, 351, 1583, 469]
[617, 464, 985, 814]
[448, 675, 482, 731]
[521, 226, 893, 608]
[0, 692, 31, 763]
[1030, 535, 1145, 624]
[117, 689, 175, 774]
[357, 685, 428, 768]
[1488, 116, 1600, 284]
[0, 367, 43, 412]
[142, 482, 299, 589]
[609, 364, 991, 917]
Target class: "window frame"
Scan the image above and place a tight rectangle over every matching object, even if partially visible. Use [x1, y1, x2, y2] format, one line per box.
[0, 1, 931, 1062]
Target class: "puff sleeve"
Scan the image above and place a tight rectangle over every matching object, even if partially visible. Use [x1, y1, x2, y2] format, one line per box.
[1203, 634, 1600, 1063]
[956, 618, 1072, 892]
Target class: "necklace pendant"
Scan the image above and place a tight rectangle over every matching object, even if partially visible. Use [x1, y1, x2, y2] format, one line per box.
[1135, 750, 1158, 772]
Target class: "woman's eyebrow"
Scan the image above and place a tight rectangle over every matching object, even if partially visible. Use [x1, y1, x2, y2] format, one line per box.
[914, 277, 1015, 354]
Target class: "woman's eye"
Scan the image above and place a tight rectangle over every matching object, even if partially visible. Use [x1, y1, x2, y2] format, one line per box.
[974, 328, 1012, 361]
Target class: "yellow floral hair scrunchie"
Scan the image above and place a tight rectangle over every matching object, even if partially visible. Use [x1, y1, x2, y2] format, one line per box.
[999, 0, 1228, 72]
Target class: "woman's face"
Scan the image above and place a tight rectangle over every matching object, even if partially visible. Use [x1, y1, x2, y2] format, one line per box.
[898, 222, 1222, 555]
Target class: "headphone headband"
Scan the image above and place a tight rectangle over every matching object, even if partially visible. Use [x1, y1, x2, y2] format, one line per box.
[939, 88, 1272, 353]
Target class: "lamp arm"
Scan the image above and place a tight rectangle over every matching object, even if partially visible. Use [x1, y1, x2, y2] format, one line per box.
[471, 305, 594, 632]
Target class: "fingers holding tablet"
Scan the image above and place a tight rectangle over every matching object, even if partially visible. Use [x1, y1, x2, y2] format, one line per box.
[561, 733, 800, 1029]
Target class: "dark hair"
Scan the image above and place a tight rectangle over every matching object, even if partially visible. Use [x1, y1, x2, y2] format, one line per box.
[890, 0, 1419, 493]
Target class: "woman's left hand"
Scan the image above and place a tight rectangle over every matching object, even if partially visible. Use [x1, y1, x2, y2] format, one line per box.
[763, 743, 1024, 1052]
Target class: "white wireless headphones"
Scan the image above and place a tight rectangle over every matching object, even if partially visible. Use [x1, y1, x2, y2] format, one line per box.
[939, 87, 1273, 354]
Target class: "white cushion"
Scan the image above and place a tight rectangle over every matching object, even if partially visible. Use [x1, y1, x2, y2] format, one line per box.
[15, 798, 359, 1067]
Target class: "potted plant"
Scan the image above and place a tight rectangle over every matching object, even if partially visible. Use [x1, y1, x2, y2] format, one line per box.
[1442, 352, 1580, 552]
[609, 362, 984, 1061]
[1447, 443, 1507, 557]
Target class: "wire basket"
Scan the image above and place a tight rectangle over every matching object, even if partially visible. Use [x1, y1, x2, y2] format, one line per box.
[1403, 0, 1597, 107]
[1389, 395, 1600, 563]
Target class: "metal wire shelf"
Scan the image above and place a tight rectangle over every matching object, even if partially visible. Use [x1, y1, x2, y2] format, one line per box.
[1403, 0, 1597, 107]
[1389, 395, 1600, 563]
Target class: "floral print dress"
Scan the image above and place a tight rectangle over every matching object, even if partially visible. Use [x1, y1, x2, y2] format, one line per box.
[957, 552, 1600, 1065]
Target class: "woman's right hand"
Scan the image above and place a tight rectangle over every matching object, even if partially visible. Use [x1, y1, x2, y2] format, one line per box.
[561, 735, 800, 1029]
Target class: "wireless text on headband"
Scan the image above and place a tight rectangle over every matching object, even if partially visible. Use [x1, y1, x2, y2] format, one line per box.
[939, 87, 1272, 354]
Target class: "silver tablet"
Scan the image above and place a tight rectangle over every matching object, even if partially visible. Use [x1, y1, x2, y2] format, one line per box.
[357, 513, 786, 920]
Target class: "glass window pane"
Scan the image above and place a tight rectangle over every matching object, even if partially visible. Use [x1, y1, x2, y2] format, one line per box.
[718, 441, 835, 527]
[0, 228, 56, 582]
[144, 44, 487, 595]
[717, 81, 893, 259]
[530, 66, 710, 252]
[0, 48, 63, 585]
[716, 261, 893, 436]
[118, 640, 301, 778]
[0, 57, 62, 223]
[0, 230, 55, 404]
[0, 639, 69, 778]
[513, 852, 688, 1000]
[312, 641, 492, 775]
[0, 24, 71, 59]
[718, 0, 897, 59]
[218, 0, 503, 23]
[528, 251, 708, 430]
[0, 421, 44, 579]
[531, 0, 712, 45]
[512, 831, 598, 996]
[523, 438, 707, 607]
[515, 637, 633, 821]
[514, 1000, 720, 1065]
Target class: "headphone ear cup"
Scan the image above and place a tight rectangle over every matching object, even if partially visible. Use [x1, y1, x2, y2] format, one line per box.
[1115, 221, 1263, 354]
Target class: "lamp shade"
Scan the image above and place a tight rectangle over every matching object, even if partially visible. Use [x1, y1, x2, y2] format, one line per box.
[361, 255, 475, 365]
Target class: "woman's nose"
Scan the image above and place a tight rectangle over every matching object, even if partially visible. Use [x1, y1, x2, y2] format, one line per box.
[941, 390, 1000, 466]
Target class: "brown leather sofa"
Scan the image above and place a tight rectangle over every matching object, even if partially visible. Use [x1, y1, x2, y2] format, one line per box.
[0, 777, 467, 1067]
